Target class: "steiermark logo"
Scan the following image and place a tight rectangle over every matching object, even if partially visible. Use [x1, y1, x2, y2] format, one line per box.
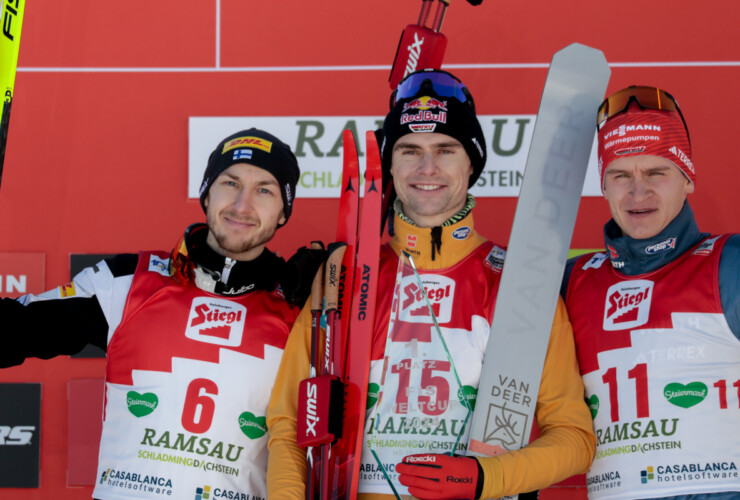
[640, 466, 655, 484]
[195, 485, 212, 500]
[238, 412, 267, 439]
[664, 382, 708, 408]
[457, 385, 477, 411]
[367, 383, 380, 409]
[127, 391, 159, 417]
[587, 394, 599, 419]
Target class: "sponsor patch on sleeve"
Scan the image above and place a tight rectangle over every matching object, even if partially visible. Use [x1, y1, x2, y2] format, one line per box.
[148, 255, 171, 277]
[59, 282, 76, 298]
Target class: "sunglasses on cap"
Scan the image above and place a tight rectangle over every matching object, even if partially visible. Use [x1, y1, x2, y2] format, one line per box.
[597, 85, 690, 144]
[390, 69, 475, 112]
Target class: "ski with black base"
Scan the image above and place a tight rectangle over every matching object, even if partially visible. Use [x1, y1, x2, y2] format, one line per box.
[467, 43, 610, 499]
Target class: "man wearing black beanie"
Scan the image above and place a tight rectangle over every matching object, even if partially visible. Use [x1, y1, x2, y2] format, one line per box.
[267, 70, 595, 499]
[0, 128, 323, 500]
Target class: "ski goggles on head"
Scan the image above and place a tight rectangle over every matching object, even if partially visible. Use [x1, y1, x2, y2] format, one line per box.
[597, 85, 690, 144]
[390, 69, 475, 112]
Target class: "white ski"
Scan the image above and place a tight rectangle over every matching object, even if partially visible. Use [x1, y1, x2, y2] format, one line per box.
[467, 43, 610, 498]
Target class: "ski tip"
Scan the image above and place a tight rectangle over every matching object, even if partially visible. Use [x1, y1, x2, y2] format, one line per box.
[554, 42, 609, 69]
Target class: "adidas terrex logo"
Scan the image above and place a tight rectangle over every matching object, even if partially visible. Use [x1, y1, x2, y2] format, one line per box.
[305, 381, 319, 437]
[669, 146, 695, 173]
[403, 33, 424, 78]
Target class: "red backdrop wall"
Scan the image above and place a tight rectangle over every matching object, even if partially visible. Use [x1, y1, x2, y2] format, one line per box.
[1, 0, 738, 498]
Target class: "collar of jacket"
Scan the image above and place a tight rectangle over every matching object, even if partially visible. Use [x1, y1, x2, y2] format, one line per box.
[389, 209, 486, 270]
[603, 201, 708, 276]
[173, 223, 285, 296]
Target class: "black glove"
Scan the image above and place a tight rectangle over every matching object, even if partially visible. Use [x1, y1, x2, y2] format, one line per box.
[280, 244, 327, 307]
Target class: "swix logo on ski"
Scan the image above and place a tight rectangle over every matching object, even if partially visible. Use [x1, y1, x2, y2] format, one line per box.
[403, 32, 425, 78]
[669, 146, 695, 173]
[399, 275, 454, 324]
[603, 280, 654, 331]
[602, 124, 661, 140]
[645, 237, 676, 255]
[185, 297, 246, 347]
[222, 136, 272, 154]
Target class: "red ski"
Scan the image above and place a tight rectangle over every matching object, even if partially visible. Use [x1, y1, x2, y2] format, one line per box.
[301, 130, 360, 499]
[330, 131, 384, 498]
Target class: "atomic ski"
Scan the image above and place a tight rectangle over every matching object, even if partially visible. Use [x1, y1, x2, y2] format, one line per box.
[331, 131, 384, 499]
[467, 43, 610, 497]
[299, 130, 360, 499]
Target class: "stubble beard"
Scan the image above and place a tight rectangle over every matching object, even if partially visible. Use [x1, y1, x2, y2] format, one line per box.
[207, 212, 277, 259]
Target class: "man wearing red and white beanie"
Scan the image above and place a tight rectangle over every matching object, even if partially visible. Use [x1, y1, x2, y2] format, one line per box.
[562, 86, 740, 500]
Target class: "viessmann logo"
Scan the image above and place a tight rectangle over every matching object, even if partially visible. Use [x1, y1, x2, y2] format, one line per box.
[603, 280, 654, 331]
[185, 297, 246, 346]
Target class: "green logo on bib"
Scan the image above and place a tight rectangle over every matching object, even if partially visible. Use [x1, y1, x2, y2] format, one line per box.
[587, 395, 599, 419]
[238, 412, 267, 439]
[126, 391, 158, 417]
[457, 385, 477, 411]
[367, 383, 380, 409]
[664, 382, 707, 408]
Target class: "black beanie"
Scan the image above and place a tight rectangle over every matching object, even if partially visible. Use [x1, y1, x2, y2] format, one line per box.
[199, 128, 300, 225]
[380, 73, 487, 188]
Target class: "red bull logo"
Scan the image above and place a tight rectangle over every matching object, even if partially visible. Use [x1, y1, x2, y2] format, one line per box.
[401, 110, 447, 126]
[403, 96, 448, 112]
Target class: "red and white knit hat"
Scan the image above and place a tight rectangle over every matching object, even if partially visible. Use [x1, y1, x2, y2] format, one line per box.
[597, 103, 694, 190]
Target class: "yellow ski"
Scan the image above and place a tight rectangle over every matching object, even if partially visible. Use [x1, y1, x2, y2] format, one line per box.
[1, 0, 27, 186]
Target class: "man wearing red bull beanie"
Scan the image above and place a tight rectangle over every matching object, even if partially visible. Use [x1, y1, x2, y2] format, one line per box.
[562, 86, 740, 499]
[267, 69, 595, 499]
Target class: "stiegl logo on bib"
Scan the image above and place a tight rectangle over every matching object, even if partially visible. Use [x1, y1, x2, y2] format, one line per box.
[185, 297, 246, 346]
[603, 280, 654, 331]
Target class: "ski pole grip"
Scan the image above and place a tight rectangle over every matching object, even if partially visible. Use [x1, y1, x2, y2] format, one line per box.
[323, 242, 347, 312]
[310, 241, 325, 313]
